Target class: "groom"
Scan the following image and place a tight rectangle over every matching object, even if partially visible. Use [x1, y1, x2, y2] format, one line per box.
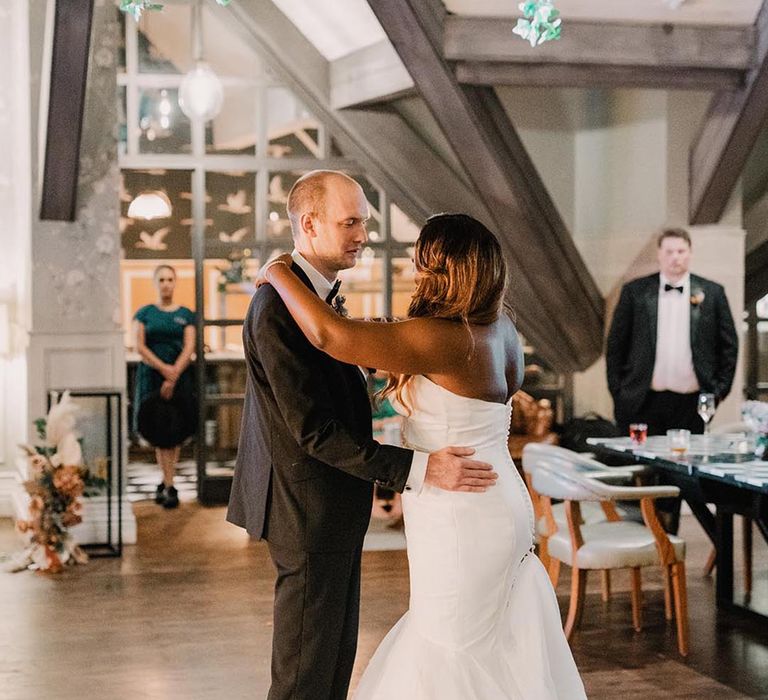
[227, 170, 497, 700]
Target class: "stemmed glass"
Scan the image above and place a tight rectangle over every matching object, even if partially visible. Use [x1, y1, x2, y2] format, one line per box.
[698, 392, 717, 436]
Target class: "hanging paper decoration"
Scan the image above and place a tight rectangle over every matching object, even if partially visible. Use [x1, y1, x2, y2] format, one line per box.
[119, 0, 163, 22]
[120, 0, 232, 22]
[512, 1, 562, 47]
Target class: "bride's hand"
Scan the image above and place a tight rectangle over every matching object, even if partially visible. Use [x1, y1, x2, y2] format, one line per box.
[255, 253, 293, 288]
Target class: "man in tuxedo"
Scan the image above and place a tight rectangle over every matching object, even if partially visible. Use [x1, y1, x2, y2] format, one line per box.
[606, 227, 738, 530]
[227, 170, 497, 700]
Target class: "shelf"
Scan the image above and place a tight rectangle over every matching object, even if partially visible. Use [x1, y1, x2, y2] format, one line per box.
[204, 318, 245, 327]
[204, 393, 246, 405]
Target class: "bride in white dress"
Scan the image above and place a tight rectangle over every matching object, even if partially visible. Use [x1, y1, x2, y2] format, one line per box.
[262, 213, 586, 699]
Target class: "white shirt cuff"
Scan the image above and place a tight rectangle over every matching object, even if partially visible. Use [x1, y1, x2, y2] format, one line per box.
[404, 450, 428, 495]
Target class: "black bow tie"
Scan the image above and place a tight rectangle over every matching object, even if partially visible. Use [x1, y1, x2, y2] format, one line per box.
[664, 283, 684, 294]
[325, 279, 342, 304]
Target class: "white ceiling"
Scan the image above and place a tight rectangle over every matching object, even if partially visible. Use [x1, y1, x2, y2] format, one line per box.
[270, 0, 385, 60]
[272, 0, 763, 63]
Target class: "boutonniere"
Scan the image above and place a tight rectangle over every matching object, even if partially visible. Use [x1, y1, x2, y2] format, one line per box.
[331, 293, 348, 317]
[690, 290, 705, 306]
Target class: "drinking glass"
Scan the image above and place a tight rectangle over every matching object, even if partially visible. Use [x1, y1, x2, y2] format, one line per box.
[629, 423, 648, 447]
[667, 429, 691, 457]
[698, 393, 716, 435]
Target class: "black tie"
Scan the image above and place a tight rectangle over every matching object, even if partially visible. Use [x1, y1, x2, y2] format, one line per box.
[664, 283, 684, 294]
[325, 279, 341, 304]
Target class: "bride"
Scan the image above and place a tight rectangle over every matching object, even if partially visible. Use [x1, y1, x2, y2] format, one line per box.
[260, 213, 586, 699]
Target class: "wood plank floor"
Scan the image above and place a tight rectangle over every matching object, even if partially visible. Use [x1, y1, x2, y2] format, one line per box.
[1, 505, 767, 699]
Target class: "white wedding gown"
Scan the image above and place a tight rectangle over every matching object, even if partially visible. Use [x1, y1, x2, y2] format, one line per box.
[355, 376, 587, 699]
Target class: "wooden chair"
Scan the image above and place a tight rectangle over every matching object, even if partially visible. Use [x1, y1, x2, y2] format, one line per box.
[532, 460, 689, 656]
[521, 443, 645, 600]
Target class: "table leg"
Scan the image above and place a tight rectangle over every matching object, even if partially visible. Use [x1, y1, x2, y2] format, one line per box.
[715, 510, 734, 607]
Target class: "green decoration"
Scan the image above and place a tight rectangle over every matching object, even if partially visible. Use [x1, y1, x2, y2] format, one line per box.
[120, 0, 232, 21]
[512, 0, 562, 47]
[120, 0, 164, 21]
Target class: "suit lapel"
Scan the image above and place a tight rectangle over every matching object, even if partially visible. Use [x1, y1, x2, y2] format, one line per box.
[646, 274, 660, 353]
[690, 274, 703, 344]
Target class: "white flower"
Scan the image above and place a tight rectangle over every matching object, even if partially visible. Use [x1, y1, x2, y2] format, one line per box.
[51, 432, 83, 467]
[46, 391, 79, 448]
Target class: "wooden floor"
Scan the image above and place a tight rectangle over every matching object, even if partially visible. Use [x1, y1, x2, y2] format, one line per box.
[1, 505, 767, 700]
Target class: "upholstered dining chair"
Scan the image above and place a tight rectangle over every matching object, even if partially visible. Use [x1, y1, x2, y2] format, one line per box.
[532, 460, 689, 656]
[521, 443, 645, 600]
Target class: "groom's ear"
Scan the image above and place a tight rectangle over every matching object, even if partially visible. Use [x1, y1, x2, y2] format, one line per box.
[300, 212, 318, 239]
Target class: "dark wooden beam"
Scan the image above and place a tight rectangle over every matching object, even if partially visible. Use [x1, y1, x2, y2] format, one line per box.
[690, 2, 768, 224]
[40, 0, 94, 221]
[746, 239, 768, 305]
[456, 62, 746, 91]
[445, 16, 755, 71]
[367, 0, 605, 370]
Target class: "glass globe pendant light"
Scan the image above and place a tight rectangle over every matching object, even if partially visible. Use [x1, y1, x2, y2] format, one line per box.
[178, 0, 224, 122]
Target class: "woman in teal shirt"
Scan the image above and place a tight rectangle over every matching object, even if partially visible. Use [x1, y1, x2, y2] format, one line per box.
[134, 265, 196, 508]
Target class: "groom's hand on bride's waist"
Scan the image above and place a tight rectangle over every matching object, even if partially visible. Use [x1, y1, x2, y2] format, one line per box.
[425, 447, 497, 492]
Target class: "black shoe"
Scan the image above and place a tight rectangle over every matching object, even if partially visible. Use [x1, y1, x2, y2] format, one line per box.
[163, 485, 179, 509]
[155, 483, 166, 504]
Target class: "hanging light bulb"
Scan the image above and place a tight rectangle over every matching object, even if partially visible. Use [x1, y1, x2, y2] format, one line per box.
[128, 191, 172, 220]
[178, 62, 224, 122]
[177, 1, 224, 122]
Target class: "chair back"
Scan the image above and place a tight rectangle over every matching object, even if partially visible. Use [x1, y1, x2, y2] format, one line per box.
[521, 442, 607, 476]
[531, 461, 606, 502]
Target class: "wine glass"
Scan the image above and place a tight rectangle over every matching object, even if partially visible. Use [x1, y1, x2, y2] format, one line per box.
[698, 392, 716, 435]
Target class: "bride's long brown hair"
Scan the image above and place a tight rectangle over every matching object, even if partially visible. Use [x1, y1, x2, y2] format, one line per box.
[381, 213, 509, 409]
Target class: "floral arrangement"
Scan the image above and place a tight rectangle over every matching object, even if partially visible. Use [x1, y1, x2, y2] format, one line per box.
[742, 401, 768, 434]
[120, 0, 231, 21]
[513, 1, 562, 47]
[7, 392, 99, 573]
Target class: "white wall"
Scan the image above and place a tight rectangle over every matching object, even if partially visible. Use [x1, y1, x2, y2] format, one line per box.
[0, 0, 32, 516]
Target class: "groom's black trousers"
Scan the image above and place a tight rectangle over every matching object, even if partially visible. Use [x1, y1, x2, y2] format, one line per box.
[267, 543, 362, 700]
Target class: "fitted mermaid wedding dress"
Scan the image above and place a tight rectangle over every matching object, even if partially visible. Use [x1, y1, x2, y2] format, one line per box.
[355, 375, 587, 699]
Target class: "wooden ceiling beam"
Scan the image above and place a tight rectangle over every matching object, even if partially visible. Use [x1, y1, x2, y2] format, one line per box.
[367, 0, 605, 370]
[445, 15, 755, 70]
[40, 0, 94, 221]
[690, 1, 768, 224]
[456, 62, 745, 91]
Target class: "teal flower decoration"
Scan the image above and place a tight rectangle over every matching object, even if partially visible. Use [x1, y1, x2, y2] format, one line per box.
[512, 0, 562, 47]
[120, 0, 164, 22]
[121, 0, 232, 21]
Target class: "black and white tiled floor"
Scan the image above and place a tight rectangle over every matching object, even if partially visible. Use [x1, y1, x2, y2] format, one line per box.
[126, 459, 198, 503]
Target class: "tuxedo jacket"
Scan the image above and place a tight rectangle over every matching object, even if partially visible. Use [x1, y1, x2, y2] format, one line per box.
[605, 272, 738, 423]
[226, 264, 414, 553]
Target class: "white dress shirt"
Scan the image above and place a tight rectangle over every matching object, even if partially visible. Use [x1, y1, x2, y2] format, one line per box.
[290, 251, 428, 493]
[650, 273, 700, 394]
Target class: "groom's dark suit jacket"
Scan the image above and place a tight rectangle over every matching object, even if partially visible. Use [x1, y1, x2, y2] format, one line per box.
[606, 272, 738, 423]
[227, 264, 414, 553]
